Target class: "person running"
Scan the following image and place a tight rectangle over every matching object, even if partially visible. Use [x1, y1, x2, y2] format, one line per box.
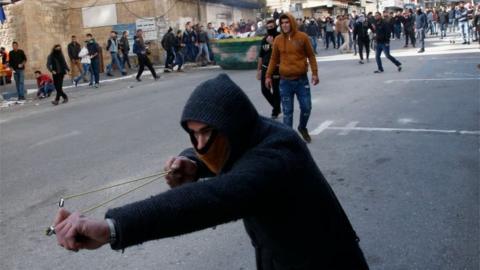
[373, 12, 402, 74]
[46, 44, 69, 105]
[353, 14, 374, 64]
[133, 29, 159, 82]
[266, 13, 319, 143]
[257, 19, 281, 119]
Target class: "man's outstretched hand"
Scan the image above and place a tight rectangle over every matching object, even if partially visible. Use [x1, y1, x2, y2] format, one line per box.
[164, 156, 198, 188]
[53, 208, 110, 252]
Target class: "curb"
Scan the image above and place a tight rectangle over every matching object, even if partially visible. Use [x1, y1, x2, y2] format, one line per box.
[1, 64, 220, 100]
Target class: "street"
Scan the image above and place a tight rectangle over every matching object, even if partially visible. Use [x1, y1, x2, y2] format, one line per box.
[0, 36, 479, 270]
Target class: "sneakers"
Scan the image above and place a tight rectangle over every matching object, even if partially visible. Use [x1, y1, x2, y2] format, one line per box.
[359, 60, 364, 64]
[136, 77, 141, 82]
[298, 128, 311, 143]
[51, 100, 59, 106]
[417, 48, 425, 53]
[62, 98, 68, 104]
[374, 70, 384, 74]
[107, 73, 113, 77]
[94, 83, 99, 88]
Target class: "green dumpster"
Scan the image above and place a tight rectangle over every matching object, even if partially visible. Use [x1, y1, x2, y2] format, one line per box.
[211, 37, 262, 70]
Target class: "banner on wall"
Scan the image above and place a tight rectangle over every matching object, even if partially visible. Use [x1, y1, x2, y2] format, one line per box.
[136, 18, 157, 41]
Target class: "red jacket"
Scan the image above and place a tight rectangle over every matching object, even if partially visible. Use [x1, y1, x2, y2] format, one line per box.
[36, 74, 53, 87]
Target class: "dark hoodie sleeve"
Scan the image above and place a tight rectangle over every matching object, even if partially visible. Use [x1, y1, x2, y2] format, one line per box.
[105, 145, 292, 250]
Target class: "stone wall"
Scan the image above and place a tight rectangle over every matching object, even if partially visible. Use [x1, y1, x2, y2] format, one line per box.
[1, 0, 260, 79]
[0, 2, 27, 63]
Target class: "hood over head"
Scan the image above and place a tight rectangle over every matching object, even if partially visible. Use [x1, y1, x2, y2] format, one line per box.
[278, 13, 298, 35]
[181, 74, 259, 169]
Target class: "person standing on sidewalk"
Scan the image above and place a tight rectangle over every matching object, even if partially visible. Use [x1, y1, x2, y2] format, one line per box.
[86, 33, 100, 88]
[325, 17, 336, 49]
[8, 41, 27, 100]
[416, 8, 428, 53]
[373, 12, 402, 74]
[439, 7, 449, 39]
[67, 35, 84, 82]
[195, 25, 212, 65]
[266, 13, 319, 143]
[257, 19, 281, 119]
[353, 14, 374, 64]
[106, 31, 127, 77]
[46, 44, 69, 105]
[403, 10, 416, 48]
[173, 30, 185, 72]
[73, 41, 92, 87]
[338, 15, 351, 53]
[133, 29, 158, 82]
[119, 31, 132, 70]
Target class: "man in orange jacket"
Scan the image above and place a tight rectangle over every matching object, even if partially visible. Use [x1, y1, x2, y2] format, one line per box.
[265, 13, 319, 143]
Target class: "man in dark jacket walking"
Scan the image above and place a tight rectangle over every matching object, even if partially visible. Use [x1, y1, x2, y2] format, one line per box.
[133, 29, 158, 82]
[353, 14, 375, 64]
[67, 35, 84, 82]
[257, 19, 281, 119]
[86, 33, 101, 88]
[52, 73, 369, 270]
[373, 12, 402, 73]
[161, 27, 176, 72]
[305, 19, 320, 54]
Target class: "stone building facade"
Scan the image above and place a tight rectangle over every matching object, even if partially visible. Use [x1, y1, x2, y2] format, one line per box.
[0, 0, 260, 78]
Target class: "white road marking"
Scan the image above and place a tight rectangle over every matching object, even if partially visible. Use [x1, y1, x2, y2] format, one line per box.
[309, 120, 334, 135]
[385, 77, 480, 84]
[338, 121, 359, 135]
[29, 130, 81, 149]
[398, 118, 417, 124]
[323, 126, 480, 136]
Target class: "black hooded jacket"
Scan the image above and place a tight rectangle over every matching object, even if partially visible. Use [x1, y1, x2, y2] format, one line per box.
[105, 74, 369, 270]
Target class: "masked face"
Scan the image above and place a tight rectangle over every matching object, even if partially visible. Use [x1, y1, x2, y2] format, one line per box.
[187, 121, 230, 175]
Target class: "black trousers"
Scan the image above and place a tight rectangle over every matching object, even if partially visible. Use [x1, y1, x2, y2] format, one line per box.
[358, 39, 370, 60]
[136, 54, 157, 79]
[405, 29, 416, 46]
[53, 73, 68, 101]
[165, 48, 175, 69]
[261, 68, 281, 116]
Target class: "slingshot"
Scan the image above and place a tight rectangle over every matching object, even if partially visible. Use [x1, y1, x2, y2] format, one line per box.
[45, 170, 171, 236]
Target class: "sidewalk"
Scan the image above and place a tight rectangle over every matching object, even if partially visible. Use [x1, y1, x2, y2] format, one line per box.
[0, 62, 210, 101]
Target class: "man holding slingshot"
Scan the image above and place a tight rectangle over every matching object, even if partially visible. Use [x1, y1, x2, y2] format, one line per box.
[51, 74, 369, 269]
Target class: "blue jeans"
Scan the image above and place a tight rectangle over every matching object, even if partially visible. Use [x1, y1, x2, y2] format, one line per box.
[38, 83, 55, 96]
[459, 21, 470, 42]
[279, 76, 312, 130]
[90, 58, 100, 84]
[309, 36, 317, 53]
[74, 63, 92, 84]
[196, 43, 211, 62]
[13, 70, 25, 98]
[174, 50, 184, 69]
[336, 32, 344, 47]
[394, 24, 402, 39]
[375, 43, 401, 72]
[416, 28, 425, 49]
[106, 52, 125, 74]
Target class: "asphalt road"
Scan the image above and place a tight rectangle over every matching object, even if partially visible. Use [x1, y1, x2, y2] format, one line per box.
[0, 35, 479, 270]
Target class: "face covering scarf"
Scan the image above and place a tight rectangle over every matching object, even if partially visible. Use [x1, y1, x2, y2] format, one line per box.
[192, 131, 230, 175]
